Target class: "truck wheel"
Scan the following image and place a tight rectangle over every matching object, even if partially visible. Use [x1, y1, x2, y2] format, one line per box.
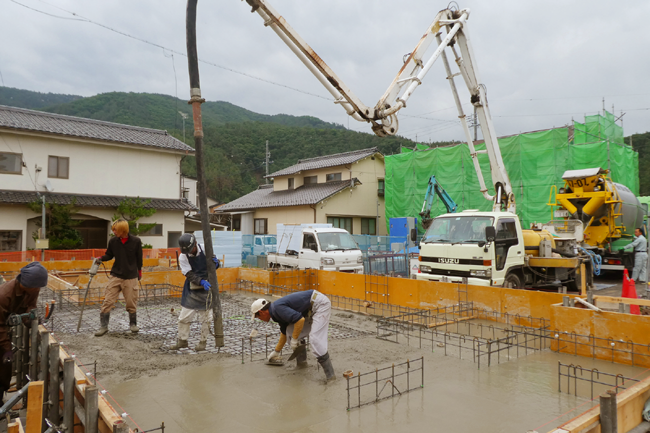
[503, 273, 523, 289]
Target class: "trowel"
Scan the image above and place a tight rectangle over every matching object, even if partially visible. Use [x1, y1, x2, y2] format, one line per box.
[287, 340, 307, 361]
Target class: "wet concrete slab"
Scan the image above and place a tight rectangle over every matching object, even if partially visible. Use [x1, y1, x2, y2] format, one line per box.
[107, 334, 650, 433]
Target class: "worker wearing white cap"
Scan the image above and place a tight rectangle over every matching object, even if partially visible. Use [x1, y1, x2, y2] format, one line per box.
[251, 290, 335, 381]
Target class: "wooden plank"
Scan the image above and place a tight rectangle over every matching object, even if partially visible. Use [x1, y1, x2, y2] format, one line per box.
[25, 381, 44, 433]
[7, 418, 24, 433]
[594, 295, 650, 307]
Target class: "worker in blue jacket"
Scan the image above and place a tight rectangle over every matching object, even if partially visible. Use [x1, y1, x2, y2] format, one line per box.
[251, 289, 335, 381]
[169, 233, 219, 352]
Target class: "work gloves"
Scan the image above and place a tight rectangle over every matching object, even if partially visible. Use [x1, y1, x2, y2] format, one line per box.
[267, 350, 281, 362]
[290, 338, 300, 351]
[2, 350, 12, 364]
[200, 279, 211, 291]
[212, 257, 220, 270]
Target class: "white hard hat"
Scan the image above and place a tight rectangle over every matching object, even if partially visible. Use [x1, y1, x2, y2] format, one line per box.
[251, 298, 269, 320]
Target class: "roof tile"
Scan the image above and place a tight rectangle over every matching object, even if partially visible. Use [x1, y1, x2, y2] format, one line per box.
[267, 147, 381, 177]
[0, 105, 194, 154]
[218, 179, 361, 212]
[0, 190, 197, 211]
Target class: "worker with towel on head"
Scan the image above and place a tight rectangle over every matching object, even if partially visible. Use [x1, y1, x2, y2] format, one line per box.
[0, 262, 48, 400]
[94, 218, 143, 337]
[251, 290, 335, 382]
[168, 233, 220, 352]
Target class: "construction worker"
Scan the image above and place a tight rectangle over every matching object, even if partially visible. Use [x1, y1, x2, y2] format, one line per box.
[251, 290, 335, 382]
[622, 228, 648, 290]
[0, 262, 48, 400]
[169, 233, 219, 351]
[94, 219, 143, 336]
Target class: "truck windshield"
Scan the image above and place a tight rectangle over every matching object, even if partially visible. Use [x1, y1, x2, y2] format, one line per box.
[422, 216, 494, 244]
[265, 237, 277, 245]
[317, 232, 360, 251]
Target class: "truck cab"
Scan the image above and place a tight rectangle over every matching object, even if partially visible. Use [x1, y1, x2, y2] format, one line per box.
[416, 211, 524, 286]
[269, 225, 364, 273]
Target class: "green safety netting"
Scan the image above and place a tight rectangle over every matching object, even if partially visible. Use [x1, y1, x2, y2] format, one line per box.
[385, 112, 638, 233]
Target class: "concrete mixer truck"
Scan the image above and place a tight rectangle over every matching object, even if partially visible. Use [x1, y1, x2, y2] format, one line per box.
[542, 167, 648, 274]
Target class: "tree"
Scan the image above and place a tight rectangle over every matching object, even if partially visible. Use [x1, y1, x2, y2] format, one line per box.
[113, 197, 158, 237]
[27, 199, 83, 249]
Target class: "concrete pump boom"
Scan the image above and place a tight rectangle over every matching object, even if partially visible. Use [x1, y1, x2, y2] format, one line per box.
[242, 1, 515, 212]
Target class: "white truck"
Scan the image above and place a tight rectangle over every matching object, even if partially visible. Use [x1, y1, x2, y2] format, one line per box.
[267, 224, 364, 273]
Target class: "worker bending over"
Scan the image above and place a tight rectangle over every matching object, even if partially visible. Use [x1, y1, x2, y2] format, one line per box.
[169, 233, 219, 351]
[251, 290, 335, 381]
[623, 228, 648, 291]
[95, 219, 143, 336]
[0, 262, 48, 400]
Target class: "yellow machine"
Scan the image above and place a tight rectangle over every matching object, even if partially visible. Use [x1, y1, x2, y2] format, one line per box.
[547, 167, 646, 271]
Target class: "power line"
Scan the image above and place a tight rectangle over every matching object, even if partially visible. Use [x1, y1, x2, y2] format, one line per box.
[11, 0, 332, 101]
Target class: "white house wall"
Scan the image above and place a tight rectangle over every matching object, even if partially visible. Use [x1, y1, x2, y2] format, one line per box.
[0, 205, 36, 250]
[0, 132, 183, 199]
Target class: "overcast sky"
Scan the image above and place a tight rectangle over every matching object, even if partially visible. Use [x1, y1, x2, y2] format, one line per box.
[1, 0, 649, 144]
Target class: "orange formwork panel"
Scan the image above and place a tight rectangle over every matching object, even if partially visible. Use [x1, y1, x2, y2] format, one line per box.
[239, 268, 271, 286]
[549, 304, 650, 367]
[321, 271, 365, 300]
[416, 280, 459, 309]
[385, 277, 421, 309]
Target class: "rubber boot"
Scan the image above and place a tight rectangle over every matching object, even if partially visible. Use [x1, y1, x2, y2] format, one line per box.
[295, 346, 308, 369]
[129, 312, 139, 333]
[195, 340, 207, 352]
[169, 339, 188, 350]
[94, 313, 110, 337]
[317, 352, 336, 382]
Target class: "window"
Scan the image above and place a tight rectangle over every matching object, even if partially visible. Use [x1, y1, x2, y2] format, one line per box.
[182, 188, 190, 200]
[232, 218, 241, 231]
[361, 218, 376, 235]
[0, 152, 22, 174]
[48, 156, 69, 179]
[304, 176, 317, 185]
[494, 218, 519, 271]
[302, 233, 318, 251]
[326, 173, 341, 182]
[327, 217, 352, 233]
[0, 231, 22, 252]
[377, 179, 385, 196]
[139, 224, 163, 236]
[254, 218, 268, 234]
[288, 178, 294, 189]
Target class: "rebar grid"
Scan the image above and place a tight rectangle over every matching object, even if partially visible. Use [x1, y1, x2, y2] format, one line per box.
[345, 357, 424, 410]
[558, 361, 640, 399]
[376, 306, 551, 368]
[36, 284, 370, 357]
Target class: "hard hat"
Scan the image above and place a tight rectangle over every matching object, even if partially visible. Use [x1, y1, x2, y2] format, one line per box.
[251, 298, 269, 320]
[178, 233, 196, 255]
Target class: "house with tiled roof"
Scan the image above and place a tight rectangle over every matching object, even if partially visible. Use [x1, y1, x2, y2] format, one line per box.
[217, 147, 387, 235]
[0, 105, 197, 251]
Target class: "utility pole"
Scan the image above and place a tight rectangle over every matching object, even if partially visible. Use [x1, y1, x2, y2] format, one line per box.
[178, 111, 188, 143]
[265, 140, 270, 184]
[186, 0, 224, 347]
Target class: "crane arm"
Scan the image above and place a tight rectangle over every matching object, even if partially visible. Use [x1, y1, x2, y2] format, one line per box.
[243, 1, 514, 211]
[419, 176, 458, 228]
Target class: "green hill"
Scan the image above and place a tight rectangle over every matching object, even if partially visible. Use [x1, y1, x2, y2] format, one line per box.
[1, 86, 440, 202]
[0, 86, 82, 109]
